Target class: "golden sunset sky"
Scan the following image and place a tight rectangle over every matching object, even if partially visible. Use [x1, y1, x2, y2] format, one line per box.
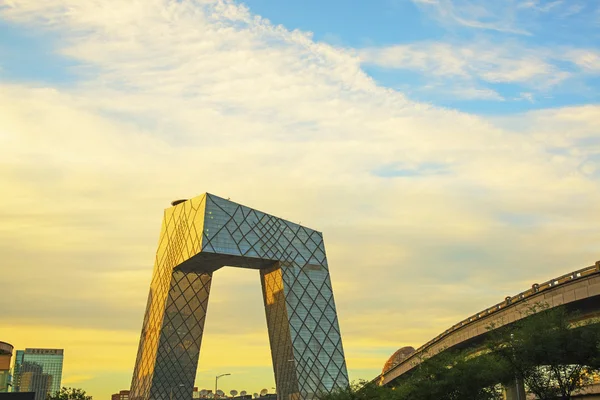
[1, 0, 599, 399]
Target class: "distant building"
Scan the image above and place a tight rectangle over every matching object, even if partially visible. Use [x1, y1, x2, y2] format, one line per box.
[382, 346, 416, 374]
[0, 342, 13, 392]
[13, 349, 63, 400]
[18, 364, 51, 400]
[111, 390, 129, 400]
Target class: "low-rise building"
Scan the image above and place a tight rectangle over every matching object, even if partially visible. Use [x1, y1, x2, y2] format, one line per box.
[0, 342, 13, 392]
[111, 390, 129, 400]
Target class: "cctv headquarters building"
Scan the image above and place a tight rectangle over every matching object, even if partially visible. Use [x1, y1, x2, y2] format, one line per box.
[129, 194, 349, 400]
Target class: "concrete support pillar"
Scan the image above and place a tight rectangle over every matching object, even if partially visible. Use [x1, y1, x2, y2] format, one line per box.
[503, 379, 526, 400]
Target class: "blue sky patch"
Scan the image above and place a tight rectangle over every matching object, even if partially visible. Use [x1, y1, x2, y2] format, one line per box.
[242, 0, 599, 114]
[241, 0, 445, 47]
[0, 20, 80, 85]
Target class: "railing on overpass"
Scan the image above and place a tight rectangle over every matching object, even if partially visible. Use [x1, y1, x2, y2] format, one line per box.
[381, 260, 600, 377]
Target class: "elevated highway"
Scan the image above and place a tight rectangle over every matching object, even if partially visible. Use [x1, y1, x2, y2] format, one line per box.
[378, 261, 600, 387]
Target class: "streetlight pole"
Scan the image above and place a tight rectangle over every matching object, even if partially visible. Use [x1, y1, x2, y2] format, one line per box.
[214, 373, 231, 399]
[170, 384, 185, 400]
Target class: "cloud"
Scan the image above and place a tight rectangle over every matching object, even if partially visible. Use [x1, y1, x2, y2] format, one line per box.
[360, 41, 593, 85]
[517, 92, 535, 103]
[0, 1, 599, 399]
[493, 106, 600, 166]
[409, 0, 531, 34]
[518, 0, 588, 17]
[359, 40, 600, 100]
[455, 86, 504, 100]
[409, 0, 594, 34]
[564, 49, 600, 72]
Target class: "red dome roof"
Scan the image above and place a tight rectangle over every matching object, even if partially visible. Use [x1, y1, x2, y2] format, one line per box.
[382, 346, 415, 373]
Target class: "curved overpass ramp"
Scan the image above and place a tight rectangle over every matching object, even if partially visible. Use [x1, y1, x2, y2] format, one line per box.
[378, 261, 600, 386]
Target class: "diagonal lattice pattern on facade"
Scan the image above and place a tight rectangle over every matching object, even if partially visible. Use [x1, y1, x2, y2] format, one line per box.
[130, 193, 348, 400]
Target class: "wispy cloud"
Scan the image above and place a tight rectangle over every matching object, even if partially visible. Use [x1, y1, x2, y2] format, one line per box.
[360, 40, 598, 100]
[517, 92, 535, 103]
[410, 0, 531, 34]
[564, 49, 600, 72]
[410, 0, 592, 34]
[360, 42, 575, 84]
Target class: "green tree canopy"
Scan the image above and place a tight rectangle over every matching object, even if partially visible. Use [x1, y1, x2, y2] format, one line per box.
[487, 303, 600, 400]
[318, 380, 388, 400]
[48, 387, 92, 400]
[321, 303, 600, 400]
[321, 351, 509, 400]
[391, 350, 509, 400]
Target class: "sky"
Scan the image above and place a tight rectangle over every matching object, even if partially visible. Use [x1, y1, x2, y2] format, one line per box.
[0, 0, 599, 398]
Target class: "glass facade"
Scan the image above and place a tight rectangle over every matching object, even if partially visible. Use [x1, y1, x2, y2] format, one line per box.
[130, 193, 348, 400]
[13, 349, 63, 399]
[0, 371, 9, 393]
[12, 351, 23, 392]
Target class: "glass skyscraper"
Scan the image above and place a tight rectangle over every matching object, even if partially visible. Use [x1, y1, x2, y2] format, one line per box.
[13, 349, 63, 399]
[130, 193, 348, 400]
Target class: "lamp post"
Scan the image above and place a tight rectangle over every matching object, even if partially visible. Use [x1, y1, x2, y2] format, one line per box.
[170, 384, 185, 400]
[214, 373, 231, 399]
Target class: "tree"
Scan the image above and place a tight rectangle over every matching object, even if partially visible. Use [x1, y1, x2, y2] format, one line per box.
[319, 350, 510, 400]
[48, 387, 92, 400]
[487, 303, 600, 400]
[318, 380, 388, 400]
[321, 303, 600, 400]
[393, 350, 509, 400]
